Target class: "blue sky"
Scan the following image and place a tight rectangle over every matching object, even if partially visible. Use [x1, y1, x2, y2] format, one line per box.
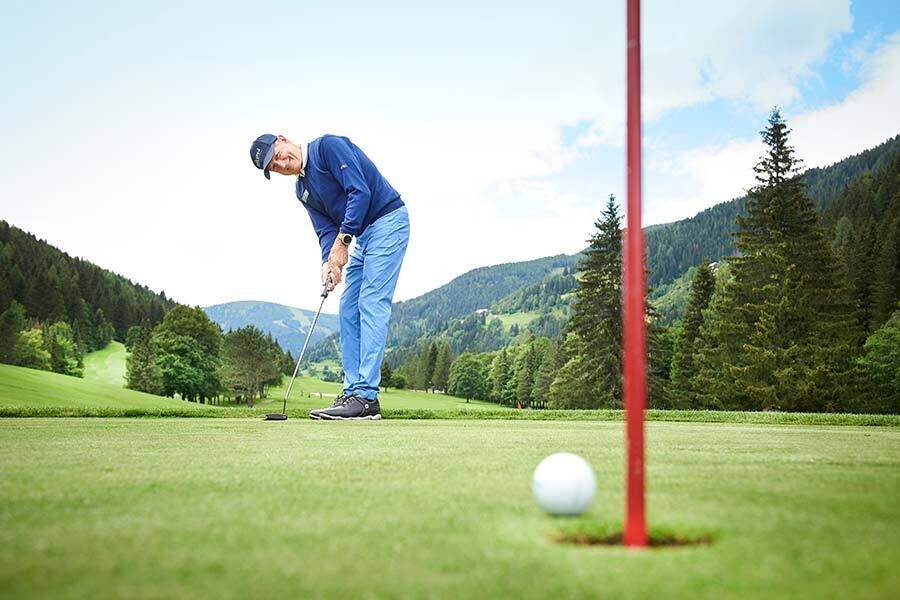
[1, 0, 898, 308]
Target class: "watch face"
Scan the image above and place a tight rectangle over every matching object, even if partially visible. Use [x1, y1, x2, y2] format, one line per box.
[341, 234, 352, 244]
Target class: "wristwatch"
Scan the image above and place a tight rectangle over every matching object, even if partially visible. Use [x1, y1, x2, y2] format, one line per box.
[338, 232, 353, 245]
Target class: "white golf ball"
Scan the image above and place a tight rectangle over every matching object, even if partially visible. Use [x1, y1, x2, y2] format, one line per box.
[532, 452, 596, 516]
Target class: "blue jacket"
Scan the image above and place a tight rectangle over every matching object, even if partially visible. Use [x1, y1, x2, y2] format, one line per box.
[296, 135, 404, 262]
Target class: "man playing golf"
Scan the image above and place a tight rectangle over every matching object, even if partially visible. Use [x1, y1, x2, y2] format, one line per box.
[249, 133, 409, 420]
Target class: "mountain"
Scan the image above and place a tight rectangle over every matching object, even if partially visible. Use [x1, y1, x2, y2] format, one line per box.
[370, 133, 900, 358]
[203, 301, 340, 354]
[386, 254, 578, 349]
[645, 134, 900, 288]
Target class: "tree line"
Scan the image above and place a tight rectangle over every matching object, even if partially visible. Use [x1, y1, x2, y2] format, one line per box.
[125, 306, 295, 406]
[0, 220, 175, 375]
[396, 111, 899, 413]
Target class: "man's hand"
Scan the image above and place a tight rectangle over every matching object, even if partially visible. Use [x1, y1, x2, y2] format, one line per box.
[326, 241, 349, 286]
[321, 262, 337, 291]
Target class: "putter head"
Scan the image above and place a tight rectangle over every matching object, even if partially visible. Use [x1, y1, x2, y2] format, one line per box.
[264, 413, 288, 421]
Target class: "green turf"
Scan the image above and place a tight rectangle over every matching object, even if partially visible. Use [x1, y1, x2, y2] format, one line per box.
[82, 341, 127, 386]
[493, 310, 542, 331]
[265, 374, 504, 411]
[5, 363, 900, 425]
[0, 363, 213, 412]
[0, 362, 504, 417]
[1, 419, 898, 598]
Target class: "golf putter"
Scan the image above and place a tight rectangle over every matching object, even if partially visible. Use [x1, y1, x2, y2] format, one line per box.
[265, 277, 333, 421]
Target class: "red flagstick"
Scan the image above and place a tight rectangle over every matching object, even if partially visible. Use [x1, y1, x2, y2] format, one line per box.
[623, 0, 648, 548]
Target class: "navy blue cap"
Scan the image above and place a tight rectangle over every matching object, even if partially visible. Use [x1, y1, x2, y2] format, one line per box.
[250, 134, 277, 179]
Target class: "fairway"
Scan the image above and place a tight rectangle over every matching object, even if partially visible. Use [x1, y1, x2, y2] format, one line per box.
[82, 341, 127, 386]
[1, 419, 898, 599]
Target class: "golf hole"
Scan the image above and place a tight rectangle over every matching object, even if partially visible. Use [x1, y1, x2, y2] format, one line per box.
[552, 531, 713, 548]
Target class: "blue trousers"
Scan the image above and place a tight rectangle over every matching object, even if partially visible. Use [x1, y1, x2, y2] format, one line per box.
[341, 205, 409, 400]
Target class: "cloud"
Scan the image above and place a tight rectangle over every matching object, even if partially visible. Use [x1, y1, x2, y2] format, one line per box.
[0, 0, 869, 308]
[652, 31, 900, 224]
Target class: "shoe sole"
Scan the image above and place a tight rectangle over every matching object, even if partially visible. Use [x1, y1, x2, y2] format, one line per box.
[318, 413, 382, 421]
[308, 413, 322, 420]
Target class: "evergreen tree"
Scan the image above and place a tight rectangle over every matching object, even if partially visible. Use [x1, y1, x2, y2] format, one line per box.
[670, 259, 716, 406]
[488, 349, 511, 404]
[532, 341, 560, 409]
[92, 307, 115, 351]
[695, 109, 860, 412]
[423, 341, 439, 392]
[846, 219, 879, 330]
[433, 343, 452, 392]
[0, 301, 27, 364]
[648, 322, 673, 408]
[513, 342, 539, 408]
[282, 350, 296, 376]
[871, 218, 900, 327]
[126, 325, 163, 395]
[856, 310, 900, 414]
[381, 359, 394, 391]
[550, 194, 623, 409]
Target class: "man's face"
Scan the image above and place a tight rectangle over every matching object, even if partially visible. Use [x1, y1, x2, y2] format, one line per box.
[268, 135, 303, 176]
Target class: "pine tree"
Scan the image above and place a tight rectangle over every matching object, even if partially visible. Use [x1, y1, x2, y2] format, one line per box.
[532, 342, 560, 409]
[514, 342, 540, 408]
[0, 301, 26, 364]
[422, 342, 439, 392]
[871, 217, 900, 327]
[670, 259, 716, 406]
[694, 109, 860, 412]
[380, 359, 394, 392]
[126, 325, 164, 395]
[282, 350, 296, 376]
[846, 218, 879, 330]
[550, 194, 623, 408]
[433, 343, 452, 392]
[488, 349, 511, 404]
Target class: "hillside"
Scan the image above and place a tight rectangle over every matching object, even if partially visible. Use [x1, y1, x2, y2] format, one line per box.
[645, 134, 900, 287]
[0, 221, 176, 346]
[0, 363, 216, 414]
[386, 254, 578, 347]
[364, 133, 900, 360]
[203, 301, 340, 355]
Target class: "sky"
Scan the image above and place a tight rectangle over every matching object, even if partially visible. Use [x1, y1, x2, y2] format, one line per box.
[1, 0, 898, 311]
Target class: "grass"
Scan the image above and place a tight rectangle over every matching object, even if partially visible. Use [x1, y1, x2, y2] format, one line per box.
[0, 363, 213, 413]
[493, 311, 542, 331]
[1, 419, 898, 598]
[82, 341, 127, 386]
[5, 363, 900, 425]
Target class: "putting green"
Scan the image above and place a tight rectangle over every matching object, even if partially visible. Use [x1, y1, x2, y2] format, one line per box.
[1, 419, 898, 598]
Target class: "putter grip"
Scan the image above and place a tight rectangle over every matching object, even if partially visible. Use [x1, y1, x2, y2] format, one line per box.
[322, 275, 334, 298]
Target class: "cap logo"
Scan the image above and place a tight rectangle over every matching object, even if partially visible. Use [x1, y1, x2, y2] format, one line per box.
[254, 147, 262, 168]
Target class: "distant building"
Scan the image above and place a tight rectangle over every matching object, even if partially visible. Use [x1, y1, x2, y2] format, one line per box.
[474, 308, 489, 316]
